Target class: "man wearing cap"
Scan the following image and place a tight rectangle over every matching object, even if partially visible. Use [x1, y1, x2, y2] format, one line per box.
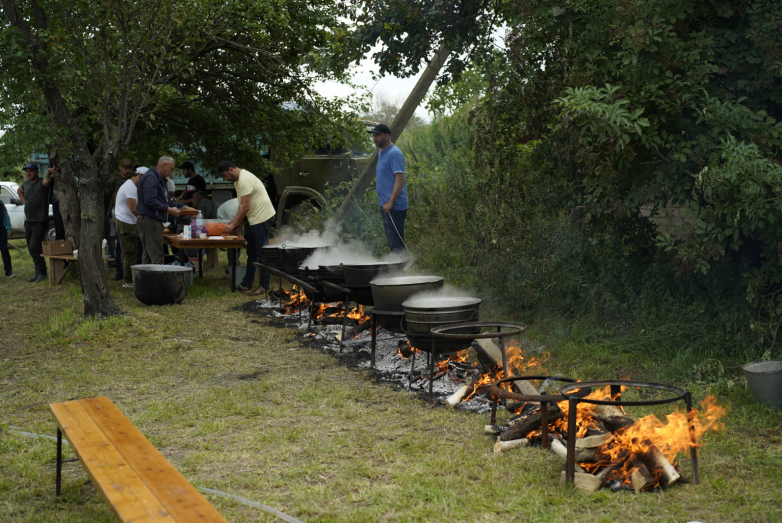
[17, 162, 52, 282]
[177, 161, 207, 206]
[114, 167, 146, 287]
[369, 123, 408, 253]
[217, 161, 275, 294]
[136, 156, 192, 264]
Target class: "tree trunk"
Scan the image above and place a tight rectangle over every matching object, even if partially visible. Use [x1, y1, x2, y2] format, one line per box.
[4, 0, 122, 318]
[49, 154, 81, 248]
[333, 42, 451, 224]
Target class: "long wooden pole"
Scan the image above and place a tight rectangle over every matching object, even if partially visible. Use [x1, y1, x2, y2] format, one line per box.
[334, 42, 451, 224]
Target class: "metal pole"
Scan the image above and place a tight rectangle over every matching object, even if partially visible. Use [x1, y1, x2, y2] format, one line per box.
[685, 391, 700, 485]
[56, 429, 62, 496]
[610, 384, 622, 402]
[370, 313, 377, 367]
[429, 338, 436, 403]
[409, 345, 417, 384]
[565, 398, 578, 484]
[498, 327, 508, 393]
[541, 402, 549, 449]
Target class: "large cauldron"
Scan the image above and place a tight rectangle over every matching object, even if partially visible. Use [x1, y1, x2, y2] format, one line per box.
[370, 276, 444, 312]
[401, 296, 481, 353]
[131, 264, 192, 305]
[342, 261, 408, 286]
[261, 245, 284, 270]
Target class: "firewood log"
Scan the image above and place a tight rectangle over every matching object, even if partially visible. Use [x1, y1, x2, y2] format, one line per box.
[594, 404, 635, 433]
[446, 373, 480, 408]
[549, 440, 589, 470]
[501, 403, 562, 441]
[576, 433, 614, 449]
[640, 445, 681, 487]
[473, 339, 540, 396]
[484, 425, 500, 435]
[493, 438, 529, 453]
[559, 471, 603, 492]
[629, 457, 656, 492]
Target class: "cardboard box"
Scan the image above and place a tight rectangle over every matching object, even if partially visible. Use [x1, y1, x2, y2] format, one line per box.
[42, 240, 73, 256]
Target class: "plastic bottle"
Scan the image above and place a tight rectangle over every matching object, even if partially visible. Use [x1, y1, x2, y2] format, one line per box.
[190, 217, 197, 239]
[195, 211, 205, 238]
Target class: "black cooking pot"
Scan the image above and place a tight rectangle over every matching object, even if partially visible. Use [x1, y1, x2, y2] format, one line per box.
[370, 275, 444, 312]
[342, 261, 408, 286]
[131, 264, 192, 306]
[261, 245, 284, 270]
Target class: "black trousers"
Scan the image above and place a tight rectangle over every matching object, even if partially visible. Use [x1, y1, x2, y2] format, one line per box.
[24, 221, 47, 275]
[0, 228, 11, 275]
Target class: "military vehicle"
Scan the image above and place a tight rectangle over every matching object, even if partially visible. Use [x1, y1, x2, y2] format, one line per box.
[269, 120, 377, 227]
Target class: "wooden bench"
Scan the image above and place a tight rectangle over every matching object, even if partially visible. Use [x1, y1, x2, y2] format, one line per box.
[41, 254, 77, 286]
[50, 396, 228, 522]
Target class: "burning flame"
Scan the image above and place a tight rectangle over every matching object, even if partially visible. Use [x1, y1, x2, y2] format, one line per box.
[593, 395, 725, 467]
[464, 342, 550, 401]
[552, 385, 617, 439]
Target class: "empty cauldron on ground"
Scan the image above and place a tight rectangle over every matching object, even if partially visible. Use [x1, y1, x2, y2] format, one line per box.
[742, 360, 782, 410]
[131, 264, 192, 305]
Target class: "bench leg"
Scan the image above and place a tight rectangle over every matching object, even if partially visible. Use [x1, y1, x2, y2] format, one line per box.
[56, 428, 62, 496]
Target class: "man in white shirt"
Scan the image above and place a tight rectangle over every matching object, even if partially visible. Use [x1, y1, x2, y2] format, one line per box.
[114, 167, 145, 287]
[217, 161, 275, 294]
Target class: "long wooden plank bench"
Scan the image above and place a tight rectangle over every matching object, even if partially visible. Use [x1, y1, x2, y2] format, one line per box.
[49, 396, 228, 522]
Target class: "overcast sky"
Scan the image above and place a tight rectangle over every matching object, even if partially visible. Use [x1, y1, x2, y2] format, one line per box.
[314, 52, 432, 122]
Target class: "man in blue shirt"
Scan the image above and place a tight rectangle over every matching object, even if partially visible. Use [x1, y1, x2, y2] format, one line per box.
[370, 123, 408, 253]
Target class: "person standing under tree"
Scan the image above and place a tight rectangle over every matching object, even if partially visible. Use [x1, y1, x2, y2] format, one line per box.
[114, 167, 145, 288]
[217, 161, 275, 295]
[17, 162, 51, 282]
[0, 198, 14, 277]
[369, 123, 408, 253]
[136, 156, 192, 264]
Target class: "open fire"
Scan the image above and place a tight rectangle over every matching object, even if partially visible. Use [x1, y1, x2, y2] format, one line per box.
[276, 286, 370, 327]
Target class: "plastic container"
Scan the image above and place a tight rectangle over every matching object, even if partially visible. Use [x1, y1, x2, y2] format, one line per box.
[203, 219, 232, 236]
[195, 211, 205, 239]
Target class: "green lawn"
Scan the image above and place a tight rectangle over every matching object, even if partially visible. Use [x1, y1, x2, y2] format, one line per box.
[1, 239, 781, 522]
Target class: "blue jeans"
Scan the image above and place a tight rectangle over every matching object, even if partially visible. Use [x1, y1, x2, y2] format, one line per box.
[241, 216, 274, 289]
[381, 208, 407, 253]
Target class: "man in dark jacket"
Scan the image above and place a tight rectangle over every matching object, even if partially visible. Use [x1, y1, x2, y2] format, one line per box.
[17, 162, 52, 282]
[136, 155, 193, 264]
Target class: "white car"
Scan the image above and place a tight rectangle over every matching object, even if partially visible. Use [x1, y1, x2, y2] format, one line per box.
[0, 180, 56, 241]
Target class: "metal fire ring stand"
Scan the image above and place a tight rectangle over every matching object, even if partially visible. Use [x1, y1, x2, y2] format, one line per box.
[481, 376, 581, 449]
[429, 322, 526, 405]
[558, 380, 700, 486]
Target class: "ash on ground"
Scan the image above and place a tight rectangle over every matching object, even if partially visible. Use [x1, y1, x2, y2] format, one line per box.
[239, 299, 496, 413]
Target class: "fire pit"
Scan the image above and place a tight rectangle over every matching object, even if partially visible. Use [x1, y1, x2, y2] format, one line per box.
[558, 380, 700, 488]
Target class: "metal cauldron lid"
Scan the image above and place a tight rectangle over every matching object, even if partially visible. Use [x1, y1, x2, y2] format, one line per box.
[370, 275, 444, 287]
[402, 296, 481, 309]
[131, 264, 193, 272]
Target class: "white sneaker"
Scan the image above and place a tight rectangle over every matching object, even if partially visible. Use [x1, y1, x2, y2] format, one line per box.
[123, 283, 134, 288]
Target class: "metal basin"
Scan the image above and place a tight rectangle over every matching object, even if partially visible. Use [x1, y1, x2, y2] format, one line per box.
[369, 276, 445, 312]
[131, 264, 192, 305]
[742, 360, 782, 410]
[402, 297, 481, 335]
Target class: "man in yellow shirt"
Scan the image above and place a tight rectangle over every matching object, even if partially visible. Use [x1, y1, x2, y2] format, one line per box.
[218, 161, 276, 295]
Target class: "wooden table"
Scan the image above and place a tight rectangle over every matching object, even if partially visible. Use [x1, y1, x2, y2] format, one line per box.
[41, 254, 77, 286]
[163, 235, 245, 291]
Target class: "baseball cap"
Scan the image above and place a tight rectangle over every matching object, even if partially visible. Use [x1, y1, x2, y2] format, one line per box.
[119, 158, 133, 168]
[368, 123, 391, 135]
[178, 161, 195, 170]
[216, 161, 235, 174]
[23, 162, 38, 170]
